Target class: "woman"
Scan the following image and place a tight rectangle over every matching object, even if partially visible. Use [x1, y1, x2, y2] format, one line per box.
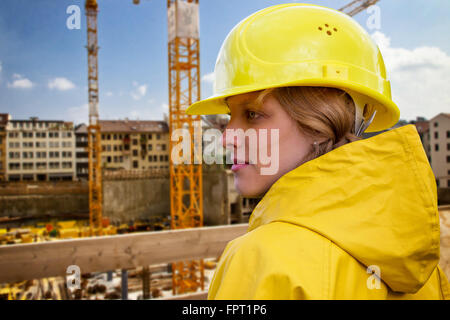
[186, 3, 449, 299]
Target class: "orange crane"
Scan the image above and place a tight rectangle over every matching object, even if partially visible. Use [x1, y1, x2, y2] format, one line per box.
[85, 0, 103, 236]
[84, 0, 204, 294]
[166, 0, 204, 295]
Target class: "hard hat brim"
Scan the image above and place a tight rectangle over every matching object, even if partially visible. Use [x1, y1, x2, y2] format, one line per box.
[186, 79, 400, 133]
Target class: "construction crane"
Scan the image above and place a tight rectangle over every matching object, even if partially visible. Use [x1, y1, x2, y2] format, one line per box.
[339, 0, 380, 16]
[85, 0, 103, 236]
[166, 0, 204, 295]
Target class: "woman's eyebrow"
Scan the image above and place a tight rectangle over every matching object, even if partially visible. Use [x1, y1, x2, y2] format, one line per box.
[226, 97, 263, 113]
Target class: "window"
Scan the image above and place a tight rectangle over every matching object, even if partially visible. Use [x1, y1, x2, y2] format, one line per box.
[114, 134, 117, 140]
[133, 150, 138, 156]
[23, 142, 33, 148]
[434, 122, 438, 127]
[148, 134, 152, 140]
[119, 156, 123, 163]
[165, 155, 169, 162]
[434, 132, 438, 139]
[133, 139, 138, 145]
[162, 144, 166, 151]
[447, 155, 450, 163]
[8, 132, 19, 138]
[148, 144, 152, 151]
[36, 142, 46, 148]
[22, 152, 33, 159]
[49, 141, 59, 148]
[49, 162, 60, 169]
[22, 132, 33, 138]
[448, 143, 450, 151]
[148, 155, 153, 162]
[153, 155, 157, 162]
[107, 134, 111, 140]
[156, 134, 161, 140]
[36, 162, 46, 170]
[9, 152, 20, 159]
[9, 163, 20, 170]
[159, 155, 164, 161]
[435, 144, 439, 151]
[107, 156, 111, 163]
[23, 163, 33, 170]
[447, 131, 450, 138]
[49, 132, 59, 138]
[133, 160, 138, 168]
[62, 162, 72, 169]
[62, 141, 72, 148]
[106, 145, 111, 152]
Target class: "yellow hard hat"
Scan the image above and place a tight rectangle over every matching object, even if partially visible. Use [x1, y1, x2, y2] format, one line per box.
[186, 3, 400, 132]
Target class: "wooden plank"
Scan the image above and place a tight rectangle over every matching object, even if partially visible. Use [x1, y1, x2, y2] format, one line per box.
[0, 224, 248, 284]
[160, 290, 209, 300]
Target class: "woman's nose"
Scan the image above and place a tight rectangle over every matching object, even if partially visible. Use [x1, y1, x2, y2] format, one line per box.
[221, 121, 238, 150]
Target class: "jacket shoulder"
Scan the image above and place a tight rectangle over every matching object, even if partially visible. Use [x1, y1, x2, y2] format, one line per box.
[209, 221, 333, 299]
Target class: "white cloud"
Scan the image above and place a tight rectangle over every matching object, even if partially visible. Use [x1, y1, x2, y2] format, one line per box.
[130, 82, 147, 100]
[371, 31, 450, 121]
[128, 103, 168, 120]
[105, 91, 113, 97]
[201, 72, 215, 83]
[0, 61, 2, 73]
[48, 77, 75, 91]
[67, 103, 88, 125]
[7, 74, 34, 89]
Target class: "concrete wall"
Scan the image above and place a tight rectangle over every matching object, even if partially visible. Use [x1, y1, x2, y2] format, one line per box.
[102, 165, 230, 226]
[0, 181, 88, 220]
[103, 178, 170, 223]
[0, 166, 232, 227]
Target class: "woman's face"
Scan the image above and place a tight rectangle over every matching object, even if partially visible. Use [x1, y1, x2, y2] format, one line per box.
[222, 91, 314, 198]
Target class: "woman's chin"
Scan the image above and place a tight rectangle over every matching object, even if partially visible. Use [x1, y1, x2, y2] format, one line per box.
[234, 177, 265, 198]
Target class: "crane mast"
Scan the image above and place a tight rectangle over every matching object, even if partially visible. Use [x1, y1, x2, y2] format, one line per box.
[167, 0, 204, 295]
[339, 0, 380, 16]
[85, 0, 103, 236]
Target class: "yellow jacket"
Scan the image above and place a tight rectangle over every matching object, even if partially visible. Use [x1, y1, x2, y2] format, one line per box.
[208, 125, 450, 299]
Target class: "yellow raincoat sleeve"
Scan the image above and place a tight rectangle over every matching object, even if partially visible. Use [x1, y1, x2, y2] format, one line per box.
[207, 221, 330, 300]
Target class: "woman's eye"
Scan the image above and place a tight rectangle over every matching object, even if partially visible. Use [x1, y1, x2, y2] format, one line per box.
[246, 110, 260, 120]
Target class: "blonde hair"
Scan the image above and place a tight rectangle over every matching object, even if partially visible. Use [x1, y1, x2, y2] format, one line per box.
[255, 86, 360, 162]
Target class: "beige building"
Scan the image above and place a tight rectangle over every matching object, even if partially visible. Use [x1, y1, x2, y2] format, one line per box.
[0, 113, 9, 181]
[429, 113, 450, 188]
[5, 118, 76, 181]
[75, 120, 170, 179]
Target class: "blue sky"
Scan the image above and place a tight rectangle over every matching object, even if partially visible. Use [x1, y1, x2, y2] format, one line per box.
[0, 0, 449, 125]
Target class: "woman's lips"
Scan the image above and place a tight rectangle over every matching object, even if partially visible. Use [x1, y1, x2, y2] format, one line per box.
[231, 163, 249, 172]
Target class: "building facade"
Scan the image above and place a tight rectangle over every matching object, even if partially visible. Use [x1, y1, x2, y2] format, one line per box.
[0, 113, 9, 182]
[5, 118, 76, 181]
[428, 113, 450, 188]
[75, 120, 170, 180]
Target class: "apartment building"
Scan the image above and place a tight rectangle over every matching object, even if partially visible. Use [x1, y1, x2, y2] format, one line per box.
[5, 118, 76, 181]
[0, 113, 9, 181]
[428, 113, 450, 188]
[75, 120, 170, 179]
[410, 116, 431, 163]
